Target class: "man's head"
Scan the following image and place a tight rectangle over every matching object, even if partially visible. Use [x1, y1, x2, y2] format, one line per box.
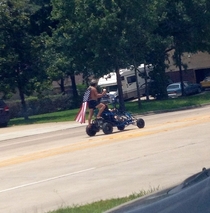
[90, 79, 97, 87]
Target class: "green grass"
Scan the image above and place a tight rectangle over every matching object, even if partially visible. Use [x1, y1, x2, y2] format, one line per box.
[9, 108, 79, 126]
[9, 91, 210, 127]
[126, 91, 210, 114]
[48, 190, 152, 213]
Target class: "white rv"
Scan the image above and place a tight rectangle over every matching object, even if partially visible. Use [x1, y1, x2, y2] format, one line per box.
[98, 64, 152, 100]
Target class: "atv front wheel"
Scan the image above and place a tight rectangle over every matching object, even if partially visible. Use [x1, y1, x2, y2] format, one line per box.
[117, 125, 125, 131]
[136, 118, 145, 128]
[102, 122, 113, 134]
[86, 125, 97, 136]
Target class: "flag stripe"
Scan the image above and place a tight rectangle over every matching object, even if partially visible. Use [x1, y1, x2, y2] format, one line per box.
[75, 88, 91, 124]
[75, 102, 88, 123]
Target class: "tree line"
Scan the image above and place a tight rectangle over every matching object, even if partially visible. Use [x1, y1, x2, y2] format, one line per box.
[1, 0, 210, 117]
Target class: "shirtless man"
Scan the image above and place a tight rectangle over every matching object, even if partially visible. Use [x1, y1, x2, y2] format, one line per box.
[88, 79, 106, 127]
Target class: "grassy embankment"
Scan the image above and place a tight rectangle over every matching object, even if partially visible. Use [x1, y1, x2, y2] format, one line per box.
[48, 190, 151, 213]
[9, 91, 210, 126]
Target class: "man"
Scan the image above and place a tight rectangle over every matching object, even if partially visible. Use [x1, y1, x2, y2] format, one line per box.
[88, 79, 106, 127]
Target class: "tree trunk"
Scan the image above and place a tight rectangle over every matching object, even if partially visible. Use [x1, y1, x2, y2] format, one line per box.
[134, 65, 141, 108]
[144, 64, 150, 101]
[70, 74, 78, 98]
[18, 82, 28, 120]
[59, 77, 65, 94]
[177, 50, 184, 96]
[115, 66, 125, 111]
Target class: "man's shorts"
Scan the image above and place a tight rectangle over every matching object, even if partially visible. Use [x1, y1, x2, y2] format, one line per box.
[88, 100, 99, 109]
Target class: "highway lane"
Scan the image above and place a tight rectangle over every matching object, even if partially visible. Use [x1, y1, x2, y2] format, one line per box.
[0, 105, 210, 213]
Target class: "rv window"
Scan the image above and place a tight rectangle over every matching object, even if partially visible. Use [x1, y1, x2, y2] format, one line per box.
[127, 75, 136, 84]
[107, 85, 118, 92]
[121, 76, 125, 81]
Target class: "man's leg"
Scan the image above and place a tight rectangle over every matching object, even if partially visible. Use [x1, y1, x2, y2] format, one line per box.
[96, 103, 106, 118]
[88, 109, 94, 127]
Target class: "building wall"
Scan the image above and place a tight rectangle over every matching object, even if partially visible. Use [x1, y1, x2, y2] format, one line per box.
[166, 69, 196, 83]
[166, 51, 210, 83]
[166, 51, 210, 72]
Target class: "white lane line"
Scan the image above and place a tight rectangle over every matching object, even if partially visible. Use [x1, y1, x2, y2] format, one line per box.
[0, 167, 95, 193]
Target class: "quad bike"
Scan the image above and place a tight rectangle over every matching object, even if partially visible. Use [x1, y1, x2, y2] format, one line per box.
[86, 98, 145, 137]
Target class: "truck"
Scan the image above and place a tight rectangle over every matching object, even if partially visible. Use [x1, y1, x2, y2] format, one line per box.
[98, 64, 152, 101]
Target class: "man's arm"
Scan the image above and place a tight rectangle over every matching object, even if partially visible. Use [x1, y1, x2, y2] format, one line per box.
[92, 87, 106, 98]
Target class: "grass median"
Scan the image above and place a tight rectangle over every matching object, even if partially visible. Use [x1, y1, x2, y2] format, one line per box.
[48, 191, 151, 213]
[9, 91, 210, 127]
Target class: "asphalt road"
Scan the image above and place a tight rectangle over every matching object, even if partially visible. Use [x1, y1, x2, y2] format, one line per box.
[0, 105, 210, 213]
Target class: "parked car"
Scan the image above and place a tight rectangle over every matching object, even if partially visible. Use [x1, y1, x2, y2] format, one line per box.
[200, 76, 210, 89]
[0, 99, 10, 127]
[167, 81, 202, 98]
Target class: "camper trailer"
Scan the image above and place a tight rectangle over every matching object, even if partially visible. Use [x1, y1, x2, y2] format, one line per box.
[98, 64, 152, 101]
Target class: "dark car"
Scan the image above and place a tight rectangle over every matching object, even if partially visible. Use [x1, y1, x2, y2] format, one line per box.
[167, 81, 202, 98]
[105, 167, 210, 213]
[0, 99, 10, 127]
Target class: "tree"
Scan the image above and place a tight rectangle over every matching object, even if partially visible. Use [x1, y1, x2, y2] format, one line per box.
[156, 0, 210, 96]
[30, 0, 58, 37]
[144, 34, 172, 100]
[49, 0, 97, 101]
[51, 0, 163, 110]
[50, 0, 126, 109]
[0, 0, 49, 119]
[121, 0, 164, 104]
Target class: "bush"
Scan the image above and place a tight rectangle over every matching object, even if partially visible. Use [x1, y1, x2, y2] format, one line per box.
[7, 94, 78, 119]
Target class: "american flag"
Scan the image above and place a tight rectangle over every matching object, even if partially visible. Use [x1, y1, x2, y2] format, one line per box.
[75, 88, 90, 123]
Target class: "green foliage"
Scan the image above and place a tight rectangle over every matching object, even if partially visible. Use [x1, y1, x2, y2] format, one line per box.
[76, 84, 87, 96]
[30, 0, 57, 36]
[157, 0, 210, 53]
[155, 0, 210, 96]
[9, 92, 210, 126]
[48, 191, 148, 213]
[126, 92, 210, 114]
[9, 108, 79, 126]
[0, 0, 49, 109]
[8, 94, 76, 119]
[1, 0, 210, 115]
[149, 0, 210, 98]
